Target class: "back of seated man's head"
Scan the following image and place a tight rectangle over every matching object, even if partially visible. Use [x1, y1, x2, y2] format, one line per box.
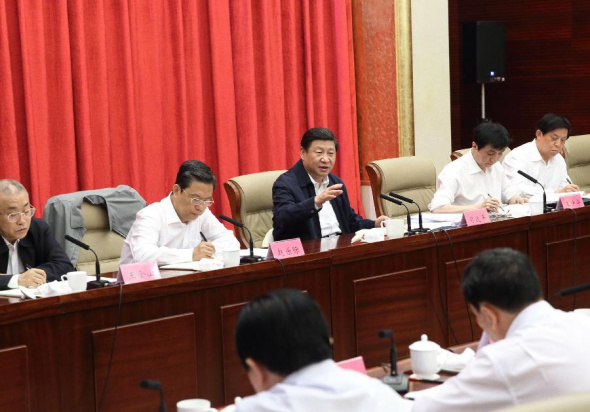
[300, 127, 339, 151]
[537, 113, 571, 138]
[472, 121, 511, 150]
[235, 289, 332, 391]
[462, 248, 542, 314]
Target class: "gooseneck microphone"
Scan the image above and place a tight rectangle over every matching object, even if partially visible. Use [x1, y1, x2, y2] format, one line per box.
[65, 235, 110, 289]
[554, 282, 590, 298]
[389, 191, 429, 233]
[218, 215, 264, 264]
[139, 379, 167, 412]
[378, 329, 408, 393]
[379, 194, 415, 236]
[517, 170, 550, 213]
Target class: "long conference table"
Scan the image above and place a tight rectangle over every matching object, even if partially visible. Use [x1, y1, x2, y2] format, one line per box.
[1, 206, 589, 411]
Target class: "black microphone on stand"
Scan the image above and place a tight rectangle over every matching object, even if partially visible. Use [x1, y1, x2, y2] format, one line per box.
[552, 282, 590, 299]
[378, 329, 408, 393]
[517, 170, 551, 213]
[389, 192, 429, 233]
[139, 379, 167, 412]
[65, 235, 110, 289]
[379, 194, 416, 236]
[219, 215, 264, 264]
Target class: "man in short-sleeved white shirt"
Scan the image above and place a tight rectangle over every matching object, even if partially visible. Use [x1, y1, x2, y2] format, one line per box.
[412, 248, 590, 412]
[429, 122, 527, 213]
[503, 113, 579, 198]
[120, 160, 239, 266]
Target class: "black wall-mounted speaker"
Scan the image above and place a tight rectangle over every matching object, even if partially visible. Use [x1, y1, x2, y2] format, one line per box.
[463, 21, 506, 84]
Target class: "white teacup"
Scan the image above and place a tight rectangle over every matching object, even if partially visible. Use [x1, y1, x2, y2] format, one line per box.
[381, 219, 405, 239]
[409, 334, 441, 379]
[177, 399, 217, 412]
[363, 227, 385, 243]
[222, 249, 240, 268]
[61, 271, 87, 292]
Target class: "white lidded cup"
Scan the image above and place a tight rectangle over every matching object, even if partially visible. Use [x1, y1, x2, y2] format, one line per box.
[61, 271, 87, 292]
[222, 249, 240, 268]
[409, 334, 441, 379]
[380, 219, 405, 239]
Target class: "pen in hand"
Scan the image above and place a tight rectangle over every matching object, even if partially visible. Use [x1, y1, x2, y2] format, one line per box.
[487, 194, 505, 212]
[200, 231, 208, 242]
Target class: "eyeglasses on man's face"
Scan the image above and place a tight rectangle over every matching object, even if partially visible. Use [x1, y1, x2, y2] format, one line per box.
[1, 207, 36, 223]
[181, 189, 214, 207]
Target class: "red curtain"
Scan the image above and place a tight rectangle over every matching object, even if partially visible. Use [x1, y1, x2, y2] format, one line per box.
[0, 0, 363, 218]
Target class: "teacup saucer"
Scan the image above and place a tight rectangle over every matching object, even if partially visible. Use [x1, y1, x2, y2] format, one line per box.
[410, 373, 440, 381]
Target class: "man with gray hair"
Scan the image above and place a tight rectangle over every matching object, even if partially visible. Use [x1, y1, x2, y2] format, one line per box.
[0, 179, 73, 290]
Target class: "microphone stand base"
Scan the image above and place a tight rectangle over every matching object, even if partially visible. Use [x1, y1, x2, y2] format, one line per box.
[412, 227, 430, 233]
[382, 373, 409, 393]
[240, 256, 265, 264]
[87, 279, 112, 289]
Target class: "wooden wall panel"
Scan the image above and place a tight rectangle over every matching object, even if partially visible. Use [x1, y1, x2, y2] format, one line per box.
[92, 314, 197, 412]
[546, 236, 590, 311]
[445, 258, 481, 344]
[220, 302, 251, 405]
[449, 1, 590, 150]
[0, 346, 30, 412]
[353, 267, 431, 363]
[330, 238, 441, 363]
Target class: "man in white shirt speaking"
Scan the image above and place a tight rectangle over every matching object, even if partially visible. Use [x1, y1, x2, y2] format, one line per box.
[231, 288, 412, 412]
[503, 113, 579, 197]
[120, 160, 239, 266]
[429, 121, 527, 213]
[412, 248, 590, 412]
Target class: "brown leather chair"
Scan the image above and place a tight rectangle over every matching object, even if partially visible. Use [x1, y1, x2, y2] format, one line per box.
[366, 156, 436, 218]
[43, 186, 146, 275]
[76, 202, 127, 274]
[224, 170, 286, 248]
[563, 134, 590, 192]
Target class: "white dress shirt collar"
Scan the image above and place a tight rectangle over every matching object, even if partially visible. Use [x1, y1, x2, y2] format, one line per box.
[505, 300, 552, 338]
[530, 139, 544, 162]
[162, 193, 184, 225]
[2, 236, 24, 276]
[308, 175, 341, 237]
[466, 149, 487, 175]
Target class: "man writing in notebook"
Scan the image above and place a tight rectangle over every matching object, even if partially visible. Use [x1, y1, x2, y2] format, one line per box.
[428, 121, 527, 213]
[0, 179, 73, 289]
[120, 160, 239, 266]
[502, 113, 579, 197]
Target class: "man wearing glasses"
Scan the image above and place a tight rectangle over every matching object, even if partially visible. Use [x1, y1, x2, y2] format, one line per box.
[120, 160, 239, 266]
[0, 179, 73, 290]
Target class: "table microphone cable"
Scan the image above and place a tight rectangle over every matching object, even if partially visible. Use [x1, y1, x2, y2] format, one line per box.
[568, 207, 579, 309]
[430, 230, 459, 345]
[98, 281, 124, 412]
[441, 228, 475, 342]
